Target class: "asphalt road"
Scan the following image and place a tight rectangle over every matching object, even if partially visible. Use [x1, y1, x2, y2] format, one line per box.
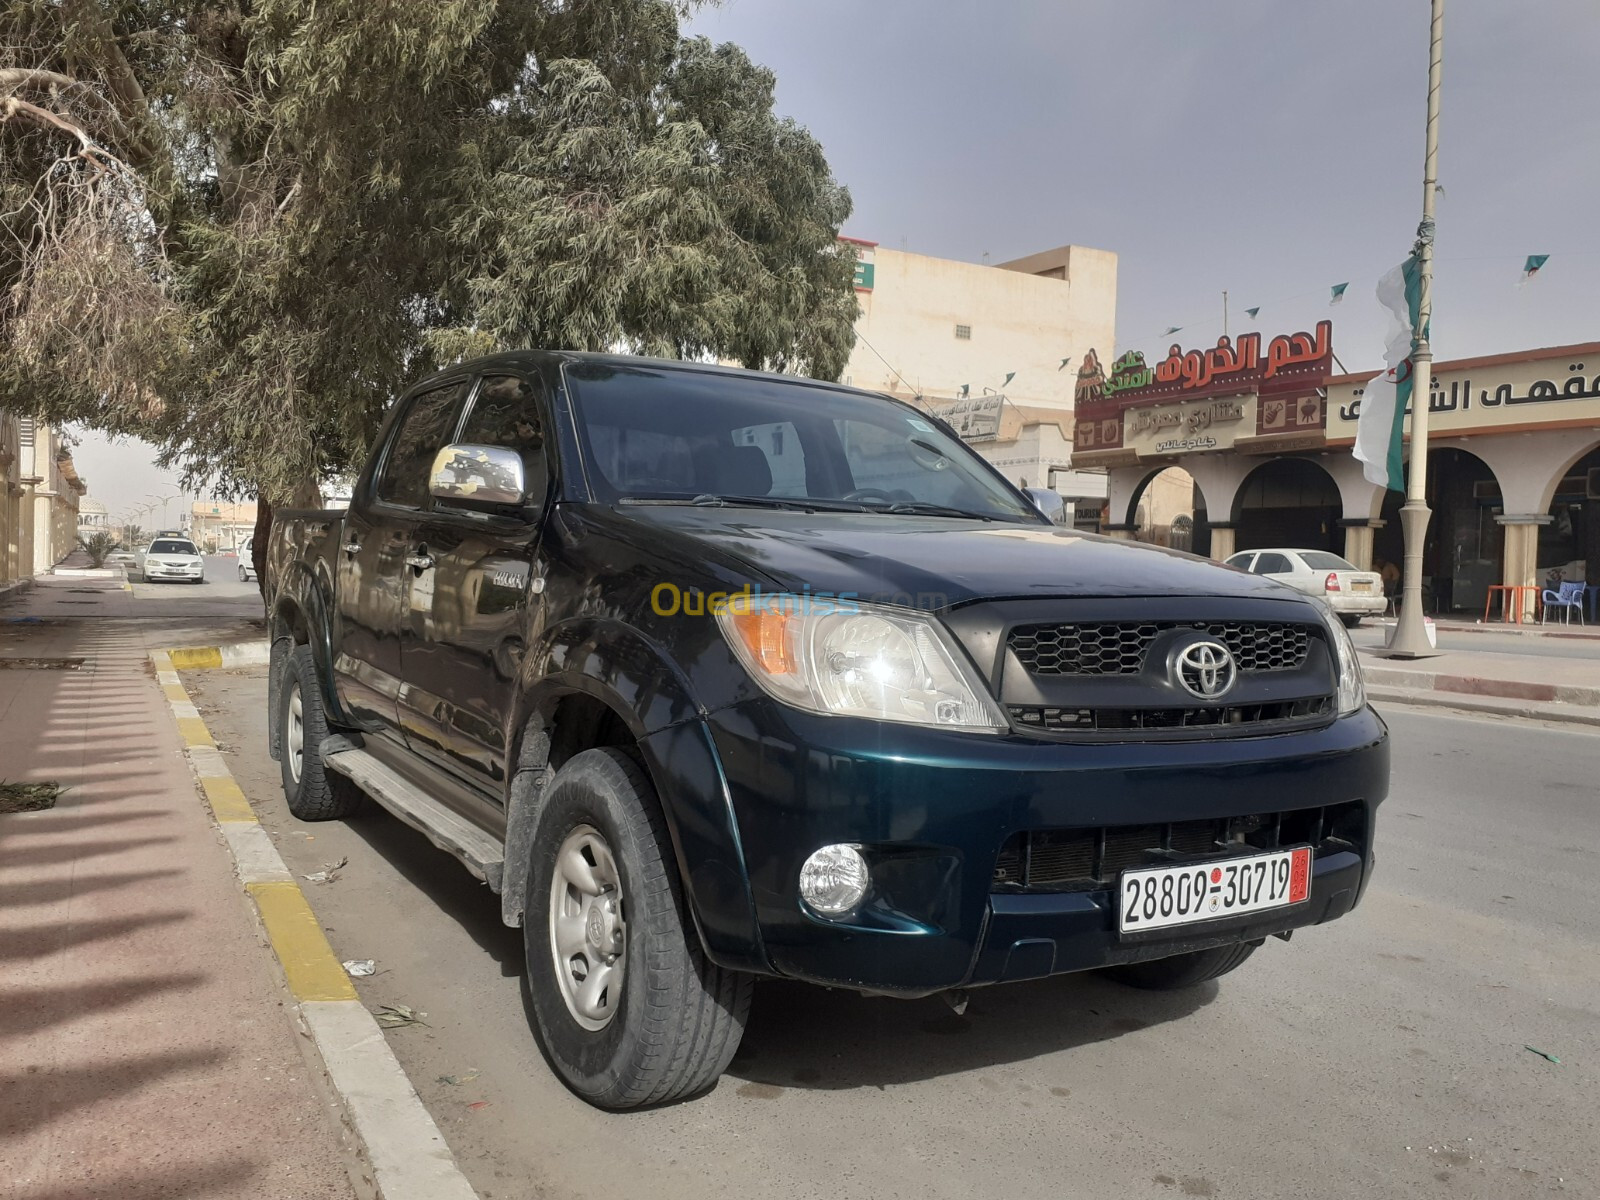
[126, 553, 260, 601]
[184, 675, 1599, 1200]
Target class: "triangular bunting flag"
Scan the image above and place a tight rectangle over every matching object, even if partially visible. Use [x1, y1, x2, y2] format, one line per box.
[1245, 306, 1260, 320]
[1329, 282, 1349, 305]
[1001, 371, 1015, 389]
[1519, 254, 1550, 286]
[1162, 326, 1182, 337]
[1058, 357, 1071, 371]
[957, 384, 970, 398]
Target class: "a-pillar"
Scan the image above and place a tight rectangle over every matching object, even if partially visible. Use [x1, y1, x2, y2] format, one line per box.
[1206, 523, 1237, 561]
[1339, 519, 1384, 571]
[1101, 523, 1137, 541]
[1496, 515, 1550, 591]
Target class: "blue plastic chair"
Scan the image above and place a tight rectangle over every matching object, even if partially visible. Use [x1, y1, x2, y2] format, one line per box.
[1541, 580, 1586, 625]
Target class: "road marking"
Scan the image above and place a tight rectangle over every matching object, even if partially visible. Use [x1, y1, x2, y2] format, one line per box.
[151, 646, 481, 1200]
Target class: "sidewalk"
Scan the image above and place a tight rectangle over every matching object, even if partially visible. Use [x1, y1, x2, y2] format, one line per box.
[1357, 630, 1600, 726]
[0, 576, 357, 1199]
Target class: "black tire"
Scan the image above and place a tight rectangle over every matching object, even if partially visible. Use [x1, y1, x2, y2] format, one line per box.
[1340, 614, 1361, 628]
[277, 644, 363, 821]
[524, 747, 752, 1110]
[1103, 940, 1260, 991]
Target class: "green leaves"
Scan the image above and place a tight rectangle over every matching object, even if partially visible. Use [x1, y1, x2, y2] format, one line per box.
[2, 0, 856, 504]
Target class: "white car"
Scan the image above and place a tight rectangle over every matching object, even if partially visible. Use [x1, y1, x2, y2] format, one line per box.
[138, 536, 206, 584]
[238, 536, 257, 582]
[1224, 548, 1385, 626]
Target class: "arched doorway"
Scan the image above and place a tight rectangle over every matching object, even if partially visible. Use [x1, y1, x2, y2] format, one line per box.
[1232, 458, 1341, 553]
[1127, 466, 1210, 555]
[1372, 446, 1502, 615]
[1540, 443, 1600, 591]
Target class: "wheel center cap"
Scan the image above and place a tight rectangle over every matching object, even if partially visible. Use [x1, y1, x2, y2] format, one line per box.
[585, 908, 606, 947]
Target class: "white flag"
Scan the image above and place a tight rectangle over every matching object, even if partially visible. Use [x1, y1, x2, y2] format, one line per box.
[1353, 257, 1421, 492]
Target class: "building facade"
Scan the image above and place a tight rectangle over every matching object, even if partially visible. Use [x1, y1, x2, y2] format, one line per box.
[190, 498, 258, 552]
[839, 239, 1117, 513]
[1072, 331, 1600, 616]
[1, 413, 86, 587]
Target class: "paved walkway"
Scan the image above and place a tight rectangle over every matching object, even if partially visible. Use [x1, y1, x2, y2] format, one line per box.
[0, 575, 355, 1199]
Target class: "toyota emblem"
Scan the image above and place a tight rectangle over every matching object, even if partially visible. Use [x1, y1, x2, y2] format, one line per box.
[1174, 640, 1237, 700]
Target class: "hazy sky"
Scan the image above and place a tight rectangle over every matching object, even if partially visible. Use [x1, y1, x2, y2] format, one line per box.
[73, 0, 1598, 516]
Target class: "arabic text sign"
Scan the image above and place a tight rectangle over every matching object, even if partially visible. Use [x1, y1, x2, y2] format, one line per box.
[1089, 321, 1333, 411]
[1122, 395, 1257, 458]
[1329, 357, 1600, 437]
[932, 394, 1004, 442]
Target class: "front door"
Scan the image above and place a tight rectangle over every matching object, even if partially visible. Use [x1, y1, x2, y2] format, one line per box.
[333, 378, 469, 730]
[397, 371, 554, 802]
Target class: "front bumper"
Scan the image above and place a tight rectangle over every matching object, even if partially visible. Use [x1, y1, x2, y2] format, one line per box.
[701, 700, 1388, 996]
[145, 563, 202, 579]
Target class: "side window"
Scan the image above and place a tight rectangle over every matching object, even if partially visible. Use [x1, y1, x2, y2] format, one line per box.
[729, 421, 807, 496]
[1225, 553, 1255, 571]
[1253, 552, 1291, 575]
[458, 374, 551, 505]
[377, 382, 467, 508]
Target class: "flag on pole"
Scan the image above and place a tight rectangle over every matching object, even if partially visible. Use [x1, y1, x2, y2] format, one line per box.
[1353, 256, 1422, 492]
[1001, 371, 1016, 389]
[1245, 306, 1260, 320]
[1329, 282, 1349, 305]
[1162, 326, 1182, 337]
[1519, 254, 1550, 285]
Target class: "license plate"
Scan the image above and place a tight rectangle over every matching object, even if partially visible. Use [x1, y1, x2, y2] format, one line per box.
[1352, 581, 1373, 593]
[1118, 847, 1311, 934]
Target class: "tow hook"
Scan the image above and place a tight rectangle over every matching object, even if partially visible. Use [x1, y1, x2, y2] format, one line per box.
[940, 988, 970, 1016]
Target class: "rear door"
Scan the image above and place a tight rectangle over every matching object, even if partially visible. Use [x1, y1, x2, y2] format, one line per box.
[333, 378, 469, 730]
[397, 370, 554, 804]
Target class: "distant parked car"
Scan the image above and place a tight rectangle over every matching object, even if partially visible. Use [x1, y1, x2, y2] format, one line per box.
[137, 536, 206, 584]
[239, 536, 257, 582]
[106, 548, 140, 569]
[1224, 549, 1384, 626]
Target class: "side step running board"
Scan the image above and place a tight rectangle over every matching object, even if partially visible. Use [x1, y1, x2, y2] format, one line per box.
[322, 747, 505, 890]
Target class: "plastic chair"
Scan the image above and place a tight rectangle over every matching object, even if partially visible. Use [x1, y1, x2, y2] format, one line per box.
[1541, 580, 1586, 625]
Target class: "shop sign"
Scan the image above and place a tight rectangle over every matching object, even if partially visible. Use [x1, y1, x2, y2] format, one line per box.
[1123, 395, 1257, 458]
[931, 393, 1004, 442]
[1330, 357, 1600, 437]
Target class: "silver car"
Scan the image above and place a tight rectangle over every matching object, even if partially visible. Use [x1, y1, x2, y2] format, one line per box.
[1224, 548, 1385, 626]
[137, 536, 206, 584]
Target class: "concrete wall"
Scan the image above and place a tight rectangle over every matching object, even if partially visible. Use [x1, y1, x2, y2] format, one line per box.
[0, 411, 23, 590]
[840, 243, 1117, 411]
[5, 416, 86, 578]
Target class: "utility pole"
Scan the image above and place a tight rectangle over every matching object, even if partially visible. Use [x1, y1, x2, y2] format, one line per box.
[1222, 291, 1229, 338]
[1388, 0, 1444, 658]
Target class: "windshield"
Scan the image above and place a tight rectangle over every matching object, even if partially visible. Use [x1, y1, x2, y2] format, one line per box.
[150, 540, 198, 555]
[1300, 551, 1358, 571]
[565, 363, 1039, 522]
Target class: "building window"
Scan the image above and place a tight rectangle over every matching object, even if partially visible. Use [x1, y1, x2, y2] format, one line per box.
[954, 324, 972, 340]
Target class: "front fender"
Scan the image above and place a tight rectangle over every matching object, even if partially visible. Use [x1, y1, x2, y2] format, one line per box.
[270, 558, 356, 726]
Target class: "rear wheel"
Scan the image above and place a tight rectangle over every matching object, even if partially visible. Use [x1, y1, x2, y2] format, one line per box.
[523, 748, 752, 1110]
[277, 644, 363, 820]
[1103, 941, 1260, 990]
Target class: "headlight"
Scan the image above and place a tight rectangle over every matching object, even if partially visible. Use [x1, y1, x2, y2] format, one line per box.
[716, 593, 1006, 731]
[1320, 604, 1367, 716]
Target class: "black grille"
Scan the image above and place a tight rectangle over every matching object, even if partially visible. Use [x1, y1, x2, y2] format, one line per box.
[991, 801, 1365, 892]
[1010, 696, 1333, 734]
[1009, 621, 1313, 676]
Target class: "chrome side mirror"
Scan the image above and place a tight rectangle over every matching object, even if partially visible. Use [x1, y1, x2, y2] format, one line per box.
[428, 443, 527, 507]
[1022, 486, 1067, 525]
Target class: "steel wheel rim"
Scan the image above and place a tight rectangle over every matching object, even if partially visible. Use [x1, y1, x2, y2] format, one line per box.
[549, 824, 626, 1032]
[287, 683, 305, 784]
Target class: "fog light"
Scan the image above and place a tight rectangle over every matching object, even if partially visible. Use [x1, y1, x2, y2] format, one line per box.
[799, 844, 869, 916]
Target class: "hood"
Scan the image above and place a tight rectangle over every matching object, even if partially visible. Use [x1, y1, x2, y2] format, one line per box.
[611, 506, 1312, 610]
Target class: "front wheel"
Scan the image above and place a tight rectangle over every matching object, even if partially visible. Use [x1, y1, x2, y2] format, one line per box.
[1103, 941, 1260, 991]
[276, 644, 363, 820]
[523, 748, 752, 1110]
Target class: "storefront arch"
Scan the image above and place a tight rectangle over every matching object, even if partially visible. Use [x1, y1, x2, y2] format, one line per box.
[1230, 457, 1342, 553]
[1372, 446, 1504, 614]
[1538, 443, 1600, 589]
[1126, 465, 1209, 554]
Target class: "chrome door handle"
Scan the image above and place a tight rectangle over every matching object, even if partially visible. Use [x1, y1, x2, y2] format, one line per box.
[405, 553, 435, 571]
[343, 541, 361, 556]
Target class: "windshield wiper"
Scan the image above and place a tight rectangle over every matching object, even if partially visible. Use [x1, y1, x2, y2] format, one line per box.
[876, 501, 1002, 522]
[620, 493, 871, 513]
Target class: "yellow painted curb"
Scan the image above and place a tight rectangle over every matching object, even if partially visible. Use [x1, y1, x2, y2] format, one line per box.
[247, 881, 360, 1002]
[176, 715, 215, 747]
[201, 776, 257, 824]
[168, 646, 225, 670]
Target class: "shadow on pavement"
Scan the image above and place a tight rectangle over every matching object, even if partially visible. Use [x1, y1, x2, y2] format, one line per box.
[0, 1046, 228, 1142]
[0, 974, 210, 1042]
[725, 972, 1217, 1093]
[0, 911, 193, 963]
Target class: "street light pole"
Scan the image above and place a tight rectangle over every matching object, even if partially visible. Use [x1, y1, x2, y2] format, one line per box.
[1387, 0, 1444, 659]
